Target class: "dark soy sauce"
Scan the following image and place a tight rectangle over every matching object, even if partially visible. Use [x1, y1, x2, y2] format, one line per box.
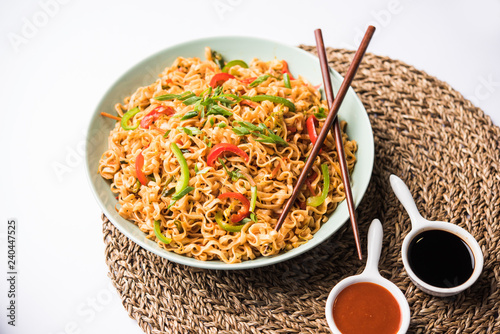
[408, 230, 474, 288]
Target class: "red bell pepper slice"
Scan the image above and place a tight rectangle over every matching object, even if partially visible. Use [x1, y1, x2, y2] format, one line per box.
[307, 115, 320, 148]
[306, 171, 318, 196]
[140, 106, 175, 129]
[271, 161, 282, 178]
[207, 143, 249, 167]
[135, 151, 149, 185]
[281, 60, 295, 80]
[218, 192, 250, 223]
[209, 73, 235, 88]
[240, 77, 257, 85]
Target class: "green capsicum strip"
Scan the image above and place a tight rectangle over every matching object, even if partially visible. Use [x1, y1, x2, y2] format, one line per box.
[170, 142, 190, 193]
[154, 220, 172, 244]
[242, 95, 296, 112]
[120, 107, 141, 130]
[250, 186, 257, 212]
[167, 142, 192, 209]
[215, 211, 245, 233]
[222, 60, 249, 73]
[284, 73, 291, 89]
[306, 164, 330, 207]
[249, 186, 258, 223]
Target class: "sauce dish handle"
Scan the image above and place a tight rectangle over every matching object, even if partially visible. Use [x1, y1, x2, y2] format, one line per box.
[363, 219, 383, 277]
[390, 174, 425, 229]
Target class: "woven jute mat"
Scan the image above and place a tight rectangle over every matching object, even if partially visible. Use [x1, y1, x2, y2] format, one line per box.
[102, 46, 500, 333]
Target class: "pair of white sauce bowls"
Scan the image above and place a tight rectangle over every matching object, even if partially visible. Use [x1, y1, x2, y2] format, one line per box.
[325, 175, 484, 334]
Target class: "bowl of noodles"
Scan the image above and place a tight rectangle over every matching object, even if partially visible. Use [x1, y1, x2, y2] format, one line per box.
[86, 36, 374, 270]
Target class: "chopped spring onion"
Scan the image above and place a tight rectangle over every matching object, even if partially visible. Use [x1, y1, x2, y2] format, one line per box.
[248, 74, 270, 88]
[242, 95, 296, 112]
[178, 126, 202, 136]
[211, 50, 225, 69]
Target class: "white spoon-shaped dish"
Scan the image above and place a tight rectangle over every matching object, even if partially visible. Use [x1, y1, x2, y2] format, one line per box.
[390, 174, 484, 297]
[325, 219, 411, 333]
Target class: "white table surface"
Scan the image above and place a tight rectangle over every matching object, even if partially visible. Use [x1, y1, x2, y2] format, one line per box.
[1, 0, 499, 333]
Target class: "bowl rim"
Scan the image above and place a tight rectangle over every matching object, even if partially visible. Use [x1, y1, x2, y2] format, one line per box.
[85, 35, 374, 270]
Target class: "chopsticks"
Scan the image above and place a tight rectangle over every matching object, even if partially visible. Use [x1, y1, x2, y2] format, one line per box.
[315, 27, 374, 260]
[274, 26, 376, 260]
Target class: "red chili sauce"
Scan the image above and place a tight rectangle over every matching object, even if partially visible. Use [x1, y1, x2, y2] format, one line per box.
[332, 282, 401, 334]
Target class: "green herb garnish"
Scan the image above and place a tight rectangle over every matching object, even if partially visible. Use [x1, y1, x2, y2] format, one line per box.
[242, 95, 295, 112]
[181, 111, 199, 120]
[168, 186, 195, 209]
[314, 107, 327, 119]
[196, 167, 210, 175]
[206, 105, 233, 117]
[205, 138, 212, 148]
[249, 74, 270, 88]
[154, 91, 196, 101]
[182, 95, 202, 106]
[240, 218, 252, 224]
[131, 179, 141, 193]
[171, 86, 236, 120]
[178, 126, 202, 136]
[218, 158, 246, 181]
[211, 50, 225, 69]
[231, 121, 288, 146]
[161, 187, 176, 197]
[172, 186, 194, 200]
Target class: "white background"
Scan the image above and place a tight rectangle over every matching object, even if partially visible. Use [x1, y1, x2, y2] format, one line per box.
[1, 0, 499, 333]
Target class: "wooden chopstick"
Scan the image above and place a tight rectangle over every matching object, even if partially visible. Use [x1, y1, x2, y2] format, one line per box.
[274, 26, 375, 260]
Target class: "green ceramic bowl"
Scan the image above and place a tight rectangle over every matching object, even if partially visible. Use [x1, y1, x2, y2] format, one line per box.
[85, 36, 374, 270]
